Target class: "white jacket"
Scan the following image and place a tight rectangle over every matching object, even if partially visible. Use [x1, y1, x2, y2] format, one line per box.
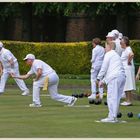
[91, 45, 105, 69]
[97, 50, 125, 84]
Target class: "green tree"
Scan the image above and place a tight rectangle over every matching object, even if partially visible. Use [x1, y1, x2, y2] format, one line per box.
[32, 3, 140, 16]
[0, 3, 140, 19]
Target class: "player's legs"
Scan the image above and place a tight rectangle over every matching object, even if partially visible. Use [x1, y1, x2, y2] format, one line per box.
[89, 67, 103, 100]
[32, 82, 41, 105]
[48, 73, 74, 104]
[107, 78, 121, 119]
[13, 63, 29, 93]
[0, 71, 9, 93]
[118, 75, 126, 104]
[107, 75, 125, 119]
[90, 69, 98, 94]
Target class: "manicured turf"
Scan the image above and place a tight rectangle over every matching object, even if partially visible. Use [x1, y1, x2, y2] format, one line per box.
[0, 87, 140, 138]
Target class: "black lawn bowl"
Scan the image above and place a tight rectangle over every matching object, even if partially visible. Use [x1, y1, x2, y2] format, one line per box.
[127, 112, 133, 118]
[78, 93, 84, 98]
[117, 112, 122, 118]
[89, 99, 95, 104]
[72, 94, 79, 98]
[94, 99, 102, 105]
[104, 101, 108, 106]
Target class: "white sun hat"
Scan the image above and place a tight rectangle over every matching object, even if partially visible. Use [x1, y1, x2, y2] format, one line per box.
[23, 54, 35, 60]
[106, 32, 115, 38]
[111, 29, 119, 36]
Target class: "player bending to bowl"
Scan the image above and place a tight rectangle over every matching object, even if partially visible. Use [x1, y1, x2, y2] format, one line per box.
[12, 54, 77, 107]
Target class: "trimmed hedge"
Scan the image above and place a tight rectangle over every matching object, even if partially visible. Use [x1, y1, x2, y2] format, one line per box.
[2, 40, 140, 74]
[2, 41, 92, 74]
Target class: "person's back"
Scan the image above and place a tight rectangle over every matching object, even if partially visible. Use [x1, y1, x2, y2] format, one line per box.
[30, 59, 55, 77]
[91, 45, 105, 68]
[103, 50, 125, 83]
[0, 48, 17, 71]
[97, 41, 126, 123]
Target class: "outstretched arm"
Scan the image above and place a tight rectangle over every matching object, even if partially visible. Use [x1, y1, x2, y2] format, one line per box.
[11, 73, 31, 80]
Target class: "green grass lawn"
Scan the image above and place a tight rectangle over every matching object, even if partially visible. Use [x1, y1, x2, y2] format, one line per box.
[0, 86, 140, 138]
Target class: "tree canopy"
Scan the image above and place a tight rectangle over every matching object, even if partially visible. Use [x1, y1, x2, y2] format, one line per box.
[0, 2, 140, 20]
[32, 3, 140, 16]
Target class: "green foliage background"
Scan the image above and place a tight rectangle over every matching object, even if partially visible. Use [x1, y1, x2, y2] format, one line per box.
[2, 40, 140, 75]
[3, 41, 92, 74]
[0, 3, 140, 19]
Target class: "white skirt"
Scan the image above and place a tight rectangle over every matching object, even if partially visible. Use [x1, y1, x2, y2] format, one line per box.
[124, 66, 136, 91]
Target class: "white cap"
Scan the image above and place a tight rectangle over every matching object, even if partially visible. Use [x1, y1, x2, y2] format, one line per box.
[119, 33, 123, 39]
[106, 32, 115, 38]
[23, 54, 35, 60]
[111, 29, 119, 36]
[0, 42, 3, 48]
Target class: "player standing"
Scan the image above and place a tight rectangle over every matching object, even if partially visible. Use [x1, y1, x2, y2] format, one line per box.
[0, 42, 29, 95]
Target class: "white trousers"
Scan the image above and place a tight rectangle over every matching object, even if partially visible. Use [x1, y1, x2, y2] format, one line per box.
[107, 74, 126, 118]
[91, 67, 103, 94]
[33, 72, 73, 105]
[0, 63, 29, 93]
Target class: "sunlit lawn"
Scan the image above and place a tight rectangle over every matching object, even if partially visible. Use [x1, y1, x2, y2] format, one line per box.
[0, 85, 140, 138]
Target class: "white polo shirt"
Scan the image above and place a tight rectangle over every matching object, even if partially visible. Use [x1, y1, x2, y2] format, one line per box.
[97, 50, 125, 84]
[0, 48, 17, 71]
[27, 59, 55, 77]
[91, 45, 105, 69]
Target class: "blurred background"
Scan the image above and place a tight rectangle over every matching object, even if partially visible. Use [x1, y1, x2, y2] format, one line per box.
[0, 2, 140, 42]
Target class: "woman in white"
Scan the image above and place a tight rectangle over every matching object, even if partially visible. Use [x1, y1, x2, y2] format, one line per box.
[12, 54, 77, 107]
[120, 36, 136, 106]
[88, 38, 105, 101]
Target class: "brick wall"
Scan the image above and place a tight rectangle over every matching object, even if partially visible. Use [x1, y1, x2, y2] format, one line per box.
[66, 16, 86, 42]
[0, 12, 140, 42]
[66, 15, 116, 42]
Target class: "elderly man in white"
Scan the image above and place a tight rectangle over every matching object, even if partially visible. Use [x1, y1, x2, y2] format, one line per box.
[97, 41, 126, 123]
[12, 54, 77, 107]
[106, 30, 123, 57]
[88, 38, 105, 101]
[0, 42, 29, 95]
